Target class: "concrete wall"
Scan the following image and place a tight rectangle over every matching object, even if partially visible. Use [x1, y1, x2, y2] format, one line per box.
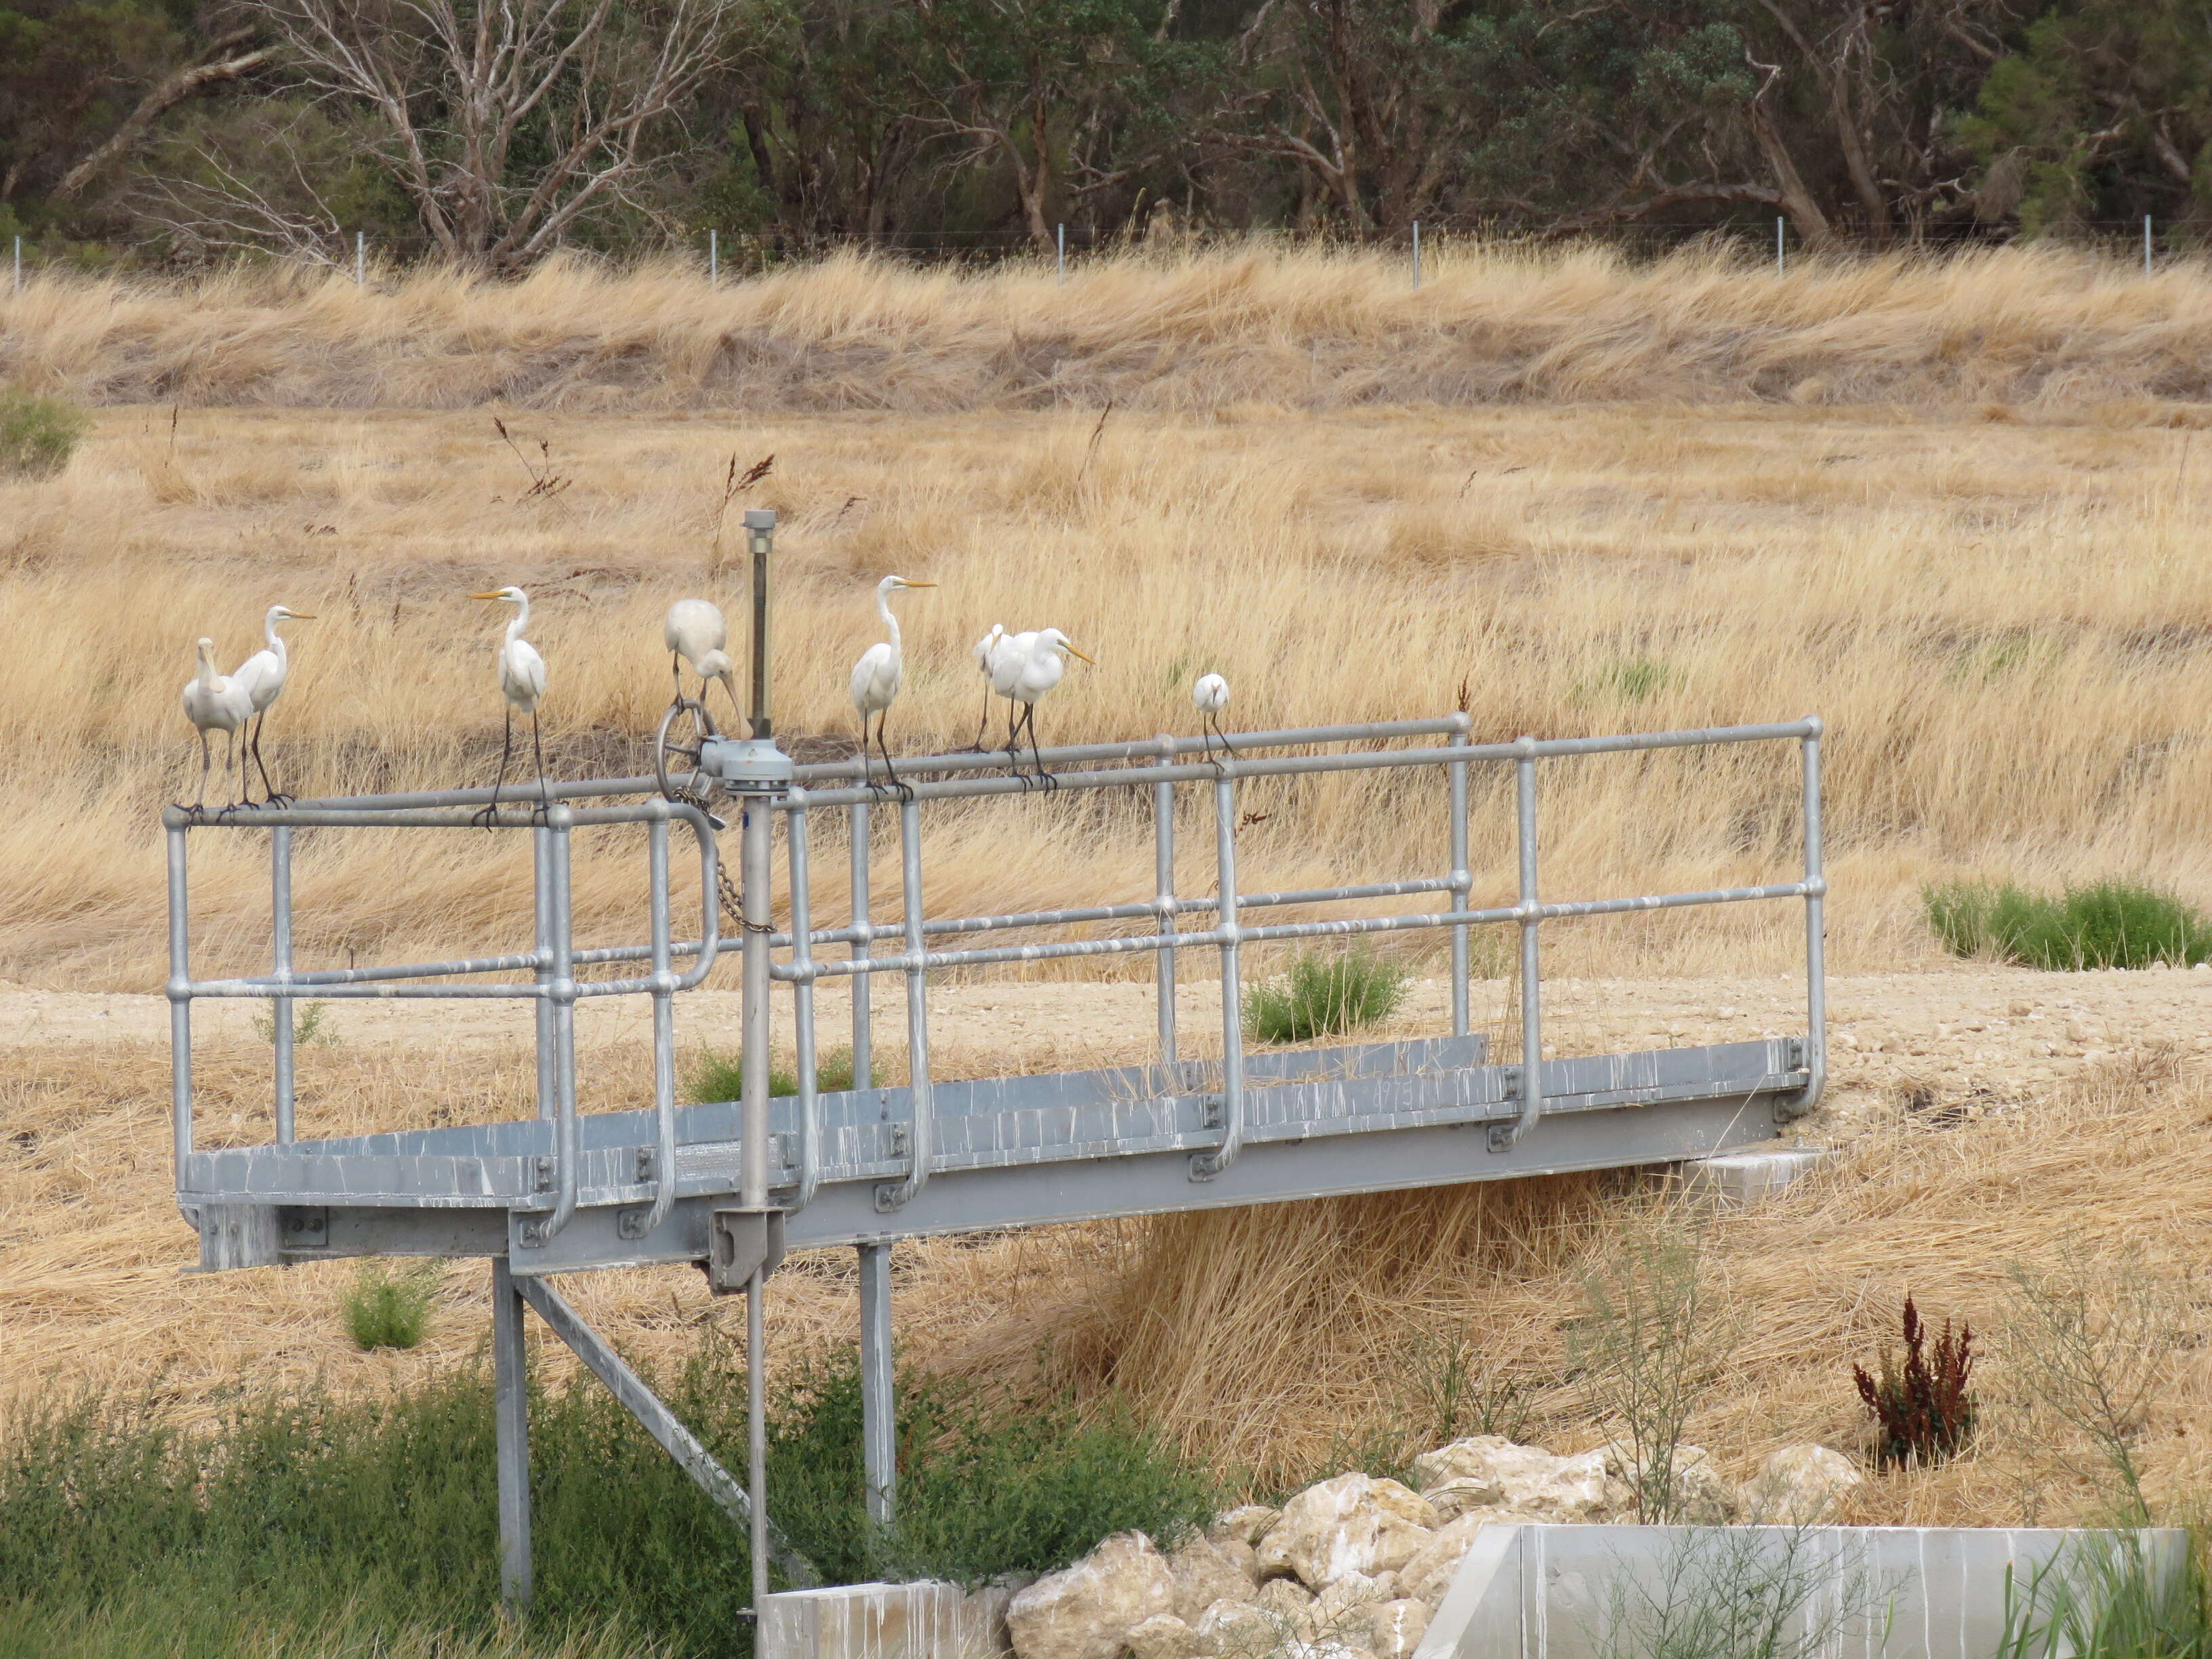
[759, 1580, 1013, 1659]
[1416, 1524, 2188, 1659]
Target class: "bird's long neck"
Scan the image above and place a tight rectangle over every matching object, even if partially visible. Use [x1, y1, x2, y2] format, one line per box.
[195, 644, 217, 687]
[879, 588, 900, 653]
[506, 596, 529, 642]
[265, 611, 288, 666]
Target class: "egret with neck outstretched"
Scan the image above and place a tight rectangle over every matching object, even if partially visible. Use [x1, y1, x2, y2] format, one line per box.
[848, 574, 936, 795]
[469, 587, 549, 823]
[230, 604, 315, 803]
[664, 598, 738, 719]
[180, 637, 253, 812]
[1008, 628, 1094, 783]
[1192, 672, 1233, 761]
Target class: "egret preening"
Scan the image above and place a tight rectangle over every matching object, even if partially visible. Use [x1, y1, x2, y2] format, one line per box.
[989, 627, 1040, 754]
[1192, 672, 1234, 762]
[230, 604, 314, 804]
[664, 598, 737, 719]
[469, 587, 549, 825]
[848, 574, 936, 796]
[966, 623, 1006, 750]
[179, 637, 253, 812]
[1008, 628, 1094, 783]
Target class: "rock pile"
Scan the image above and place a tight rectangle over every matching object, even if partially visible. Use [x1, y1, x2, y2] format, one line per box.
[1004, 1437, 1862, 1659]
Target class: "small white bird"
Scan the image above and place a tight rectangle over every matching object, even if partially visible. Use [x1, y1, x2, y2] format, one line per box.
[230, 604, 314, 804]
[989, 627, 1040, 754]
[1008, 628, 1094, 783]
[848, 574, 935, 794]
[470, 586, 550, 823]
[664, 598, 737, 720]
[1192, 672, 1233, 762]
[966, 623, 1006, 750]
[179, 636, 254, 812]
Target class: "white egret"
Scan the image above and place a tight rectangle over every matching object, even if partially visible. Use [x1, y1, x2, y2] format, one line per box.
[1192, 672, 1234, 761]
[1008, 628, 1094, 783]
[179, 637, 253, 812]
[988, 627, 1040, 754]
[230, 604, 315, 804]
[469, 587, 549, 823]
[965, 622, 1006, 750]
[848, 573, 935, 795]
[664, 598, 738, 718]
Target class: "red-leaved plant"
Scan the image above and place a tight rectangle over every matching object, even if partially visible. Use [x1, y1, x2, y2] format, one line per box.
[1853, 1295, 1977, 1468]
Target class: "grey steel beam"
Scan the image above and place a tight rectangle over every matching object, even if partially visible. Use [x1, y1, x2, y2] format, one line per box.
[859, 1242, 895, 1527]
[493, 1256, 532, 1612]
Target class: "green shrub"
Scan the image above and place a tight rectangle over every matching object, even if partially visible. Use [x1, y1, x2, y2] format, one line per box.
[341, 1261, 441, 1351]
[1242, 947, 1410, 1044]
[1923, 879, 2212, 970]
[684, 1045, 872, 1105]
[1997, 1529, 2212, 1659]
[0, 387, 88, 479]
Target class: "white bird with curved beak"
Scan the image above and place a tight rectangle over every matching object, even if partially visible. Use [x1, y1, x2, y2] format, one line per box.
[180, 636, 254, 812]
[1192, 671, 1233, 762]
[664, 598, 738, 720]
[230, 603, 315, 803]
[1008, 628, 1094, 784]
[848, 573, 935, 796]
[469, 586, 549, 824]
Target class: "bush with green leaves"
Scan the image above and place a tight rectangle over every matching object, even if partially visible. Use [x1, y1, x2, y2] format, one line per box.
[341, 1260, 441, 1351]
[1243, 947, 1410, 1044]
[685, 1045, 872, 1105]
[1924, 879, 2212, 971]
[0, 387, 88, 479]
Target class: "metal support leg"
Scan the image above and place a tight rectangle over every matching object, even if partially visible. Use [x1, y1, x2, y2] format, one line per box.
[1494, 741, 1542, 1151]
[849, 796, 872, 1090]
[533, 826, 554, 1121]
[739, 796, 775, 1615]
[859, 1241, 896, 1528]
[1153, 755, 1178, 1071]
[747, 1269, 769, 1610]
[493, 1256, 532, 1614]
[1785, 721, 1828, 1119]
[875, 798, 933, 1210]
[1192, 773, 1244, 1179]
[271, 825, 295, 1143]
[1446, 720, 1471, 1038]
[632, 814, 678, 1237]
[787, 804, 821, 1208]
[527, 811, 579, 1243]
[165, 821, 195, 1227]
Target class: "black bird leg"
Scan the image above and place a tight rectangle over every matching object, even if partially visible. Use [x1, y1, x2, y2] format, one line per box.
[474, 706, 513, 829]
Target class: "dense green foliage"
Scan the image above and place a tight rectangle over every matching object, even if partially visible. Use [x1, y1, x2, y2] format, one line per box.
[1924, 879, 2212, 970]
[0, 387, 87, 478]
[686, 1044, 869, 1105]
[1244, 947, 1410, 1044]
[0, 1338, 1212, 1659]
[340, 1260, 440, 1351]
[5, 0, 2208, 266]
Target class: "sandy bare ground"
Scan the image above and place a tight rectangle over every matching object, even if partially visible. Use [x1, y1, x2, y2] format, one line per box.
[3, 966, 2207, 1416]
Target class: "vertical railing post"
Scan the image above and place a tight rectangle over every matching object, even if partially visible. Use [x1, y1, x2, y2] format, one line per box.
[1153, 736, 1178, 1072]
[1057, 223, 1065, 286]
[2145, 215, 2154, 277]
[354, 231, 365, 287]
[12, 236, 20, 298]
[858, 1241, 895, 1527]
[531, 808, 579, 1241]
[1412, 220, 1422, 291]
[493, 1255, 533, 1612]
[787, 797, 821, 1208]
[165, 815, 194, 1213]
[849, 795, 872, 1088]
[1493, 740, 1542, 1151]
[1776, 217, 1786, 274]
[1191, 772, 1244, 1178]
[271, 825, 296, 1143]
[533, 826, 554, 1121]
[738, 789, 775, 1616]
[876, 798, 933, 1209]
[1446, 716, 1471, 1040]
[634, 812, 678, 1235]
[710, 228, 720, 287]
[1790, 720, 1828, 1118]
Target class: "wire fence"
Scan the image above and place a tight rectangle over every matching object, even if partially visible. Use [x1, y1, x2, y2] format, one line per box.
[7, 216, 2201, 295]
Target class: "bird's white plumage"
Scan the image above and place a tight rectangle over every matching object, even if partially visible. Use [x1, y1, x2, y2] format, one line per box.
[665, 598, 728, 665]
[989, 629, 1040, 698]
[1192, 672, 1229, 716]
[181, 638, 253, 738]
[972, 622, 1005, 674]
[478, 586, 546, 712]
[849, 640, 901, 715]
[1012, 628, 1084, 706]
[231, 605, 311, 715]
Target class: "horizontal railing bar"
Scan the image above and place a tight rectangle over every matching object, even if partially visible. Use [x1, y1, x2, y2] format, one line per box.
[772, 881, 1811, 981]
[787, 717, 1473, 781]
[225, 938, 712, 989]
[160, 802, 714, 831]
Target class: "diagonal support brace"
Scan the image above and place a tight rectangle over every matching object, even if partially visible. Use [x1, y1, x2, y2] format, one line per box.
[512, 1273, 819, 1587]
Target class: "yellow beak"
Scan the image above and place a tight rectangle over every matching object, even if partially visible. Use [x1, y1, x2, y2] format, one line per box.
[289, 613, 318, 621]
[904, 581, 938, 588]
[1067, 644, 1096, 664]
[468, 591, 506, 600]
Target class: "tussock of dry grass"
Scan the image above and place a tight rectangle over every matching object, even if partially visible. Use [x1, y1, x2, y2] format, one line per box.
[941, 1049, 2212, 1521]
[9, 244, 2212, 413]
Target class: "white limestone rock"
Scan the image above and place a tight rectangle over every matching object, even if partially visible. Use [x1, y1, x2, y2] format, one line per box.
[1008, 1531, 1176, 1659]
[1396, 1510, 1510, 1608]
[1256, 1473, 1439, 1587]
[1738, 1443, 1865, 1525]
[1209, 1505, 1281, 1549]
[1414, 1438, 1630, 1524]
[1611, 1443, 1738, 1523]
[1166, 1534, 1258, 1622]
[1360, 1599, 1432, 1659]
[1122, 1613, 1198, 1659]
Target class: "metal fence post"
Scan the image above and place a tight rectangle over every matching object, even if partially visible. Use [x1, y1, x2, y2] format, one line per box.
[786, 798, 821, 1208]
[271, 825, 295, 1143]
[849, 794, 872, 1086]
[739, 788, 774, 1615]
[636, 813, 678, 1235]
[12, 236, 19, 297]
[2145, 215, 2154, 276]
[1153, 737, 1178, 1069]
[859, 1241, 895, 1525]
[876, 797, 934, 1209]
[533, 827, 554, 1120]
[166, 818, 194, 1198]
[1412, 220, 1422, 291]
[1446, 717, 1471, 1038]
[354, 231, 365, 287]
[1493, 739, 1542, 1151]
[1776, 218, 1785, 274]
[1057, 222, 1065, 286]
[493, 1255, 533, 1612]
[710, 228, 720, 287]
[538, 808, 579, 1240]
[1790, 719, 1828, 1119]
[1192, 772, 1244, 1178]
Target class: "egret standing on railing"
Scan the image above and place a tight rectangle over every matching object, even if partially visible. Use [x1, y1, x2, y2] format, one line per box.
[989, 626, 1040, 754]
[180, 637, 254, 813]
[1193, 672, 1234, 762]
[230, 604, 314, 804]
[966, 622, 1007, 750]
[469, 586, 549, 825]
[1008, 628, 1094, 783]
[664, 598, 737, 718]
[849, 573, 936, 796]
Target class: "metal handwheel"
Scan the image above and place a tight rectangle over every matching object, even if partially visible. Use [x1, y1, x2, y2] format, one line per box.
[655, 696, 719, 801]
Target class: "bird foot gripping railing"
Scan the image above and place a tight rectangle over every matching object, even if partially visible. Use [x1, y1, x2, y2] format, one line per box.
[161, 708, 1826, 1618]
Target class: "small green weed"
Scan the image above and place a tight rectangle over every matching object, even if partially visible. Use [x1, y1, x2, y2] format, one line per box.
[1572, 654, 1674, 705]
[1923, 879, 2212, 970]
[1996, 1528, 2211, 1659]
[341, 1261, 441, 1351]
[684, 1045, 873, 1105]
[252, 1000, 337, 1046]
[0, 387, 87, 479]
[1243, 947, 1409, 1044]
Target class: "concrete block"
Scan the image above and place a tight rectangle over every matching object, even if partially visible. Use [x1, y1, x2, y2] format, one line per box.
[759, 1579, 1014, 1659]
[1677, 1146, 1832, 1210]
[1415, 1523, 2188, 1659]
